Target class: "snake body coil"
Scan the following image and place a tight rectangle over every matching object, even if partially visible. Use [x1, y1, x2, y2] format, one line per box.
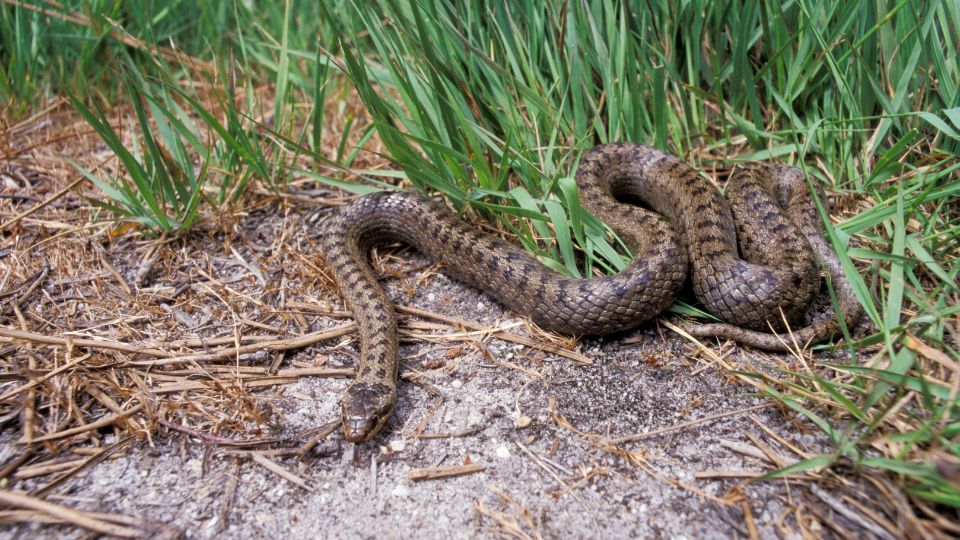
[320, 143, 861, 442]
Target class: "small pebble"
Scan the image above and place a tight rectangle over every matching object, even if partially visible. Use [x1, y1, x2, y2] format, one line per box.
[254, 512, 275, 525]
[389, 440, 406, 452]
[468, 410, 483, 425]
[477, 302, 485, 310]
[203, 516, 220, 532]
[392, 484, 410, 497]
[451, 379, 463, 389]
[427, 293, 436, 301]
[495, 445, 511, 458]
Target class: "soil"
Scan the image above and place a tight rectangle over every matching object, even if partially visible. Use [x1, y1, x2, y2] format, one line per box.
[1, 246, 870, 539]
[0, 113, 884, 538]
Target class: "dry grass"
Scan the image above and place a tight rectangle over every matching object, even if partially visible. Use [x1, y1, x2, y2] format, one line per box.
[0, 94, 392, 534]
[1, 93, 956, 538]
[0, 93, 605, 536]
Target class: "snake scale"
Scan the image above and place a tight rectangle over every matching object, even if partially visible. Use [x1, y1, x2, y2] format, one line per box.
[320, 143, 862, 442]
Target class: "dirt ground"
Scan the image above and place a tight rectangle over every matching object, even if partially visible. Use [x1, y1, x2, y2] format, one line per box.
[0, 108, 893, 539]
[0, 274, 878, 539]
[0, 225, 886, 538]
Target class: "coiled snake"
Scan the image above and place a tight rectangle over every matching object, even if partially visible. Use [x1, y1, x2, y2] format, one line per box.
[320, 143, 862, 442]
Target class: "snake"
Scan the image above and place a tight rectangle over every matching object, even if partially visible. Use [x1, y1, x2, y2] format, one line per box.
[319, 143, 862, 442]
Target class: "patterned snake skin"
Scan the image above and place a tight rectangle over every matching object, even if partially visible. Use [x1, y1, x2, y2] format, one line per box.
[320, 143, 862, 442]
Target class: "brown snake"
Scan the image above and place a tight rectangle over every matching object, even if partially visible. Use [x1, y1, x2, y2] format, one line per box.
[320, 143, 862, 442]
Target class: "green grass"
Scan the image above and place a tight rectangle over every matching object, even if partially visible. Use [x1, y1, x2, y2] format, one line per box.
[3, 0, 959, 524]
[67, 63, 212, 231]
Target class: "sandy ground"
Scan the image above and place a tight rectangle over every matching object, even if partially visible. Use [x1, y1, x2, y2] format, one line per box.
[0, 136, 885, 538]
[1, 248, 874, 539]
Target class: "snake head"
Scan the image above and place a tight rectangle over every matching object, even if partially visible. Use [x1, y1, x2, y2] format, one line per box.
[341, 382, 396, 443]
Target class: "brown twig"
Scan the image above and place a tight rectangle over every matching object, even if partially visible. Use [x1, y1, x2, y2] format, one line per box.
[249, 452, 313, 491]
[809, 484, 896, 540]
[0, 353, 90, 403]
[0, 327, 172, 358]
[216, 459, 241, 532]
[397, 305, 591, 364]
[0, 322, 360, 370]
[0, 264, 49, 308]
[31, 436, 134, 497]
[14, 458, 88, 480]
[297, 420, 342, 458]
[0, 489, 143, 538]
[414, 424, 485, 439]
[128, 322, 357, 366]
[612, 403, 770, 443]
[156, 417, 329, 449]
[693, 471, 805, 479]
[741, 500, 760, 540]
[408, 463, 485, 481]
[149, 367, 353, 394]
[23, 404, 143, 444]
[0, 171, 90, 232]
[0, 447, 37, 481]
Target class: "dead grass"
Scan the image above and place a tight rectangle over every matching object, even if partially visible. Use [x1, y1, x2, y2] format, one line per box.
[0, 93, 601, 536]
[0, 93, 955, 538]
[0, 92, 394, 534]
